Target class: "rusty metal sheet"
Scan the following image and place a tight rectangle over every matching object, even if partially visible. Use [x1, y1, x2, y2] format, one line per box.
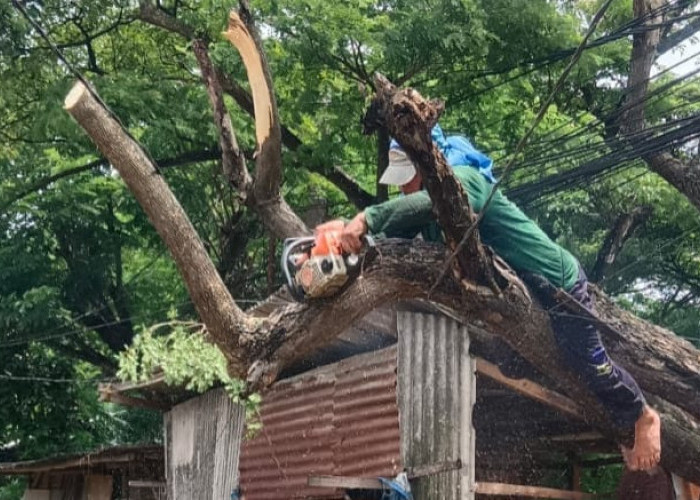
[239, 345, 401, 499]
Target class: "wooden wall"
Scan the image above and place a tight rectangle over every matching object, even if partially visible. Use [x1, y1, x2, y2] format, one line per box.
[164, 388, 245, 499]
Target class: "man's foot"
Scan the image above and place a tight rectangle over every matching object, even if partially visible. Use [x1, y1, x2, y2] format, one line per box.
[621, 406, 661, 471]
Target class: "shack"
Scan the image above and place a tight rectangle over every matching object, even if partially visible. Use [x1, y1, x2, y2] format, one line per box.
[103, 299, 645, 499]
[0, 444, 164, 500]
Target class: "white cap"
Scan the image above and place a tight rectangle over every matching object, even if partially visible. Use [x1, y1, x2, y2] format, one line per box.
[379, 149, 417, 186]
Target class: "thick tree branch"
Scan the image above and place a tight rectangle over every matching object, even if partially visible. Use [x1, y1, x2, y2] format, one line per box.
[657, 15, 700, 56]
[590, 205, 653, 282]
[246, 238, 700, 483]
[224, 6, 282, 202]
[64, 81, 251, 373]
[138, 1, 195, 39]
[216, 68, 376, 207]
[364, 74, 496, 286]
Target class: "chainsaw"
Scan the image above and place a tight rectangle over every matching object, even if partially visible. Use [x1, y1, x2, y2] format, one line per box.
[282, 227, 373, 302]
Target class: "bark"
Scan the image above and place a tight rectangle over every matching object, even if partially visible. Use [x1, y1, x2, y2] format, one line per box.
[192, 39, 252, 194]
[222, 10, 310, 238]
[376, 126, 390, 202]
[223, 7, 282, 202]
[64, 82, 251, 373]
[590, 205, 653, 282]
[619, 0, 665, 136]
[645, 151, 700, 212]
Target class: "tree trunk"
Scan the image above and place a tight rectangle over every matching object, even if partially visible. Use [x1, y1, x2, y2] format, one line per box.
[246, 238, 700, 483]
[621, 0, 700, 212]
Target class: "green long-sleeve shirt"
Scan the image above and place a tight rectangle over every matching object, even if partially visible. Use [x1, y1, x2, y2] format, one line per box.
[364, 167, 579, 290]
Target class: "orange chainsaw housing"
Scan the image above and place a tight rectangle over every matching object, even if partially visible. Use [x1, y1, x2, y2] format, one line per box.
[310, 230, 343, 257]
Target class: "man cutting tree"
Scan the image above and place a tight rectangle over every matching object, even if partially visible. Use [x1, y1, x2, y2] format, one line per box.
[317, 131, 661, 472]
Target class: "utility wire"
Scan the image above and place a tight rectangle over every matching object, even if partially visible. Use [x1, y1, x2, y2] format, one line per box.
[0, 374, 106, 384]
[10, 0, 161, 173]
[430, 0, 615, 295]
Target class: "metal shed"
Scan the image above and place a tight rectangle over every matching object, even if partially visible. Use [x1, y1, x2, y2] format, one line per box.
[102, 301, 664, 499]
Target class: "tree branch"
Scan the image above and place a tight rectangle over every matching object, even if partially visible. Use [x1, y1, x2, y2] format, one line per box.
[191, 39, 252, 193]
[364, 74, 496, 286]
[590, 205, 653, 282]
[138, 1, 195, 39]
[224, 5, 282, 202]
[620, 0, 700, 212]
[657, 15, 700, 56]
[222, 7, 309, 238]
[64, 81, 252, 374]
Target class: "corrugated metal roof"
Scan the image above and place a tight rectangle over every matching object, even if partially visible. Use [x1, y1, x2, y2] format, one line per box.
[239, 345, 401, 499]
[397, 311, 475, 500]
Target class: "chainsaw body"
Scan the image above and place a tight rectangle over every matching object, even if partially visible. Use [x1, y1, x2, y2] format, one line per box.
[282, 229, 361, 302]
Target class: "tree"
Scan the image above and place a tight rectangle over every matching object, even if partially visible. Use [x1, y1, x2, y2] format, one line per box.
[59, 0, 700, 482]
[4, 0, 700, 489]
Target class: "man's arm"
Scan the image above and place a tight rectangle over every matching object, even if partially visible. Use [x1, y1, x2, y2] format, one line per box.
[333, 192, 435, 253]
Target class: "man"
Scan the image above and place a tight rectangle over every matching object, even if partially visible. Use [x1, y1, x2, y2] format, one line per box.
[321, 142, 661, 472]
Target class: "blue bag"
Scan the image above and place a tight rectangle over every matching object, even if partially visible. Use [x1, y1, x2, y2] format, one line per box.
[431, 124, 496, 183]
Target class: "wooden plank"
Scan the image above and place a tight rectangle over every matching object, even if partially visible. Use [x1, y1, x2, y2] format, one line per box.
[99, 389, 170, 411]
[128, 481, 166, 489]
[475, 482, 597, 499]
[308, 462, 463, 492]
[308, 475, 383, 490]
[475, 358, 582, 418]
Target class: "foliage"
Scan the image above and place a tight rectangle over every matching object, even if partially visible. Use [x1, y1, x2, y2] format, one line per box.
[1, 0, 700, 495]
[117, 321, 262, 435]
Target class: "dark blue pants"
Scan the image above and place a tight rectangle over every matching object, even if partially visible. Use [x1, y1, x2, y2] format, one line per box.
[536, 266, 646, 429]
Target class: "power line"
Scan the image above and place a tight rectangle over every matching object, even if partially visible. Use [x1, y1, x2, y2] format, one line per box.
[430, 0, 615, 295]
[0, 295, 265, 350]
[0, 374, 106, 384]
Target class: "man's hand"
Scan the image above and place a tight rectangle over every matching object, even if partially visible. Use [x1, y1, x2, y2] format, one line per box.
[314, 214, 368, 254]
[315, 219, 345, 235]
[340, 212, 368, 254]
